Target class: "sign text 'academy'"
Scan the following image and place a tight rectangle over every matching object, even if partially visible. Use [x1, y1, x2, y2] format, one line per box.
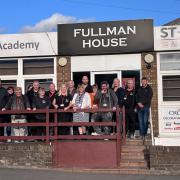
[0, 41, 40, 50]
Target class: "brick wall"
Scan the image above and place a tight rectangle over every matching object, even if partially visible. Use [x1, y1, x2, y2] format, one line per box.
[141, 53, 159, 136]
[56, 56, 71, 88]
[150, 146, 180, 173]
[0, 143, 53, 168]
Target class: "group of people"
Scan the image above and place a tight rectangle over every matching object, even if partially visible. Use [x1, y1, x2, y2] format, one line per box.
[0, 75, 153, 142]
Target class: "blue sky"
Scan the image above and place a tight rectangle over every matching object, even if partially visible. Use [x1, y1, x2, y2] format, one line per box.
[0, 0, 180, 34]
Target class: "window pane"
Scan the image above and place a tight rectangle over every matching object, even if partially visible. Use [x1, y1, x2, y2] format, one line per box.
[73, 72, 90, 88]
[163, 75, 180, 101]
[160, 53, 180, 71]
[25, 79, 53, 92]
[1, 80, 17, 89]
[0, 60, 18, 75]
[23, 58, 54, 75]
[95, 74, 117, 88]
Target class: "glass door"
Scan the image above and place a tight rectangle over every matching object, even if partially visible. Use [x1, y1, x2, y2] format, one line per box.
[91, 71, 121, 88]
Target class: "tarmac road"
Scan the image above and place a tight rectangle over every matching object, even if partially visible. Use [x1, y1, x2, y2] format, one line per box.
[0, 168, 180, 180]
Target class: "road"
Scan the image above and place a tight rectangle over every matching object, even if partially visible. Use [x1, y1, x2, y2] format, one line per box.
[0, 168, 179, 180]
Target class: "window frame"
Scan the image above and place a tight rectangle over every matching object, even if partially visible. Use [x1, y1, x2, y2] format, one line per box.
[0, 57, 57, 94]
[23, 58, 54, 75]
[157, 52, 180, 105]
[0, 59, 18, 76]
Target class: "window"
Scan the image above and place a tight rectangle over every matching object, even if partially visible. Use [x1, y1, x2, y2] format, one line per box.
[73, 72, 90, 87]
[94, 73, 117, 88]
[1, 80, 17, 89]
[162, 75, 180, 101]
[25, 79, 53, 92]
[159, 53, 180, 102]
[122, 70, 140, 89]
[0, 60, 18, 75]
[160, 53, 180, 71]
[23, 58, 54, 75]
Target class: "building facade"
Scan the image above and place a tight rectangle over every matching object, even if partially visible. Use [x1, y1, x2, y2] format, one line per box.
[154, 25, 180, 146]
[0, 19, 180, 148]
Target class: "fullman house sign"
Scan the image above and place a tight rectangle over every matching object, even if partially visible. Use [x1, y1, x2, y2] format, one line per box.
[58, 19, 154, 55]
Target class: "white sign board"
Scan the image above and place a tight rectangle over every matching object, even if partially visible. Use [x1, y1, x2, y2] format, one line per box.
[0, 32, 57, 57]
[160, 106, 180, 135]
[154, 26, 180, 51]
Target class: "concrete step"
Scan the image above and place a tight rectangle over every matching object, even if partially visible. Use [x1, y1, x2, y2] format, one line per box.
[124, 138, 152, 146]
[121, 145, 146, 152]
[125, 139, 144, 146]
[120, 159, 148, 168]
[57, 167, 150, 175]
[118, 168, 150, 175]
[121, 152, 145, 160]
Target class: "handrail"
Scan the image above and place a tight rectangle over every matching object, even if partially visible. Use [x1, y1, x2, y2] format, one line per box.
[0, 109, 124, 141]
[0, 108, 124, 138]
[0, 108, 118, 114]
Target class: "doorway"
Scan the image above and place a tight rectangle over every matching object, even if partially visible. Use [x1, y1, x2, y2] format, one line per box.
[91, 71, 121, 88]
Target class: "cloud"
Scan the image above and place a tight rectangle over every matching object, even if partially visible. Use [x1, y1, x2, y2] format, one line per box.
[0, 27, 7, 33]
[21, 13, 94, 33]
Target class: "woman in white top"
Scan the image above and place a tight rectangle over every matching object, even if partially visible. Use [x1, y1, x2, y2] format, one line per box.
[72, 83, 91, 135]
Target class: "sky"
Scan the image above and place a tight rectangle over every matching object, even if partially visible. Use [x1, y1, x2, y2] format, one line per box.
[0, 0, 180, 34]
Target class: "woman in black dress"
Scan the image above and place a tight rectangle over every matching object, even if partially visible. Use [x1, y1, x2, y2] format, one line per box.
[52, 84, 72, 135]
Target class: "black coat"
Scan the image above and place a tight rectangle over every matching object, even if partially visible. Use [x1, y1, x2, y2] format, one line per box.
[0, 87, 8, 109]
[123, 89, 136, 110]
[114, 87, 125, 108]
[85, 84, 93, 93]
[136, 85, 153, 108]
[45, 90, 57, 109]
[32, 96, 50, 121]
[26, 88, 39, 108]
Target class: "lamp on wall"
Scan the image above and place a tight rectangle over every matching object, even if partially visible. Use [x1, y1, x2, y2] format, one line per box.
[58, 57, 68, 67]
[144, 53, 154, 69]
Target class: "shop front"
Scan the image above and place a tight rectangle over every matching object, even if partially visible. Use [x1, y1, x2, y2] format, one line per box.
[55, 19, 155, 168]
[154, 25, 180, 146]
[0, 32, 57, 93]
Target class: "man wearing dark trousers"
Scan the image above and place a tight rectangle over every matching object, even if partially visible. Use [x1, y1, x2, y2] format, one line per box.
[26, 80, 40, 136]
[136, 77, 153, 140]
[123, 79, 136, 139]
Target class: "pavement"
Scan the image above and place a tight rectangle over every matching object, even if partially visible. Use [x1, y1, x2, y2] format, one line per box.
[0, 168, 180, 180]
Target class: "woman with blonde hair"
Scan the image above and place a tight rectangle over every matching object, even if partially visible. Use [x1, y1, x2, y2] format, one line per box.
[53, 83, 72, 135]
[112, 78, 125, 108]
[72, 83, 91, 135]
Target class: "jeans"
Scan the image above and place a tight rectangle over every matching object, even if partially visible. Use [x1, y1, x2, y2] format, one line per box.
[137, 107, 150, 136]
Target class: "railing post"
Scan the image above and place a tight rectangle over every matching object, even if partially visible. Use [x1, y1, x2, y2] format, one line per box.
[54, 110, 58, 141]
[53, 109, 59, 167]
[45, 109, 50, 144]
[122, 106, 126, 144]
[116, 107, 121, 167]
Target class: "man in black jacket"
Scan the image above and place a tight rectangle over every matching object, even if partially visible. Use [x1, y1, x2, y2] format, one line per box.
[26, 80, 40, 135]
[123, 79, 136, 138]
[0, 79, 8, 136]
[136, 77, 153, 139]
